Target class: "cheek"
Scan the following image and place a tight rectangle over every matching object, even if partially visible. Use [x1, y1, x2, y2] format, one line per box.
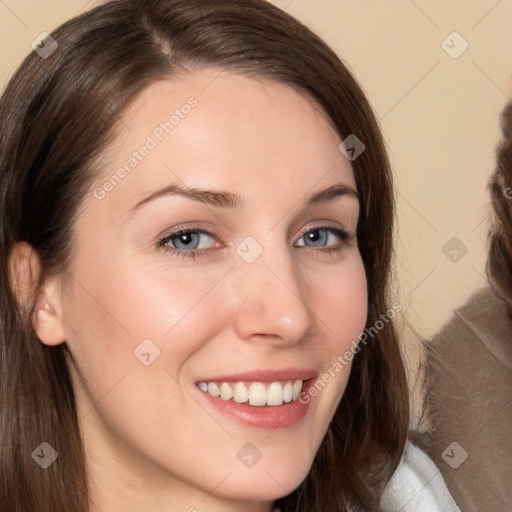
[303, 255, 368, 401]
[60, 255, 234, 389]
[309, 254, 368, 347]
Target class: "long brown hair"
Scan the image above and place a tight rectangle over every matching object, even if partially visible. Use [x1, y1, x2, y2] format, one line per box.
[0, 1, 409, 510]
[487, 100, 512, 304]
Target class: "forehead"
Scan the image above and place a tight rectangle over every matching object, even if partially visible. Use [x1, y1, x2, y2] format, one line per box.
[90, 68, 356, 212]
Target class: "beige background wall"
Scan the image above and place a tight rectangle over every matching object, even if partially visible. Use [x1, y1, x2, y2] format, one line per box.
[1, 0, 511, 339]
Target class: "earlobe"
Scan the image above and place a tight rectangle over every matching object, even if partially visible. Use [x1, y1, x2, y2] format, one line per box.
[32, 284, 67, 346]
[8, 242, 66, 346]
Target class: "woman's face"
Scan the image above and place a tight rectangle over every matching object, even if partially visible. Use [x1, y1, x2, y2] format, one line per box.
[51, 69, 367, 510]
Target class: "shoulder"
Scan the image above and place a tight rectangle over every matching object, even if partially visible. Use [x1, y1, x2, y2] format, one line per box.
[428, 284, 512, 367]
[380, 440, 461, 512]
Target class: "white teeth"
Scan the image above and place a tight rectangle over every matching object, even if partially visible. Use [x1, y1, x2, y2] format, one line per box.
[267, 382, 283, 406]
[282, 381, 293, 403]
[207, 382, 220, 397]
[248, 382, 267, 406]
[220, 382, 233, 400]
[292, 380, 302, 400]
[197, 379, 304, 407]
[233, 382, 249, 403]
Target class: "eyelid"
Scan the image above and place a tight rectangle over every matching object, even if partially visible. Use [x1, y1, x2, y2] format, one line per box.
[158, 222, 353, 260]
[296, 222, 349, 238]
[157, 224, 222, 245]
[158, 222, 349, 244]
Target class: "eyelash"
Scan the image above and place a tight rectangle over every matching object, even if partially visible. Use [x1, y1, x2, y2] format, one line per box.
[157, 225, 353, 261]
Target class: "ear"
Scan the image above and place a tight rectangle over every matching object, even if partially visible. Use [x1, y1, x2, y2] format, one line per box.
[8, 242, 66, 346]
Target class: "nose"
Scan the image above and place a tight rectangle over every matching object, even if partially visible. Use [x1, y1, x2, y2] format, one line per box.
[231, 239, 316, 347]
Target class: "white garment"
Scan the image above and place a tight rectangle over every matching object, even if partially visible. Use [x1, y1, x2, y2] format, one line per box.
[274, 441, 459, 511]
[381, 441, 461, 512]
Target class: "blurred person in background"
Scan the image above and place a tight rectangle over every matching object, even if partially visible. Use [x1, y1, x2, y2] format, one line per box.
[425, 99, 512, 512]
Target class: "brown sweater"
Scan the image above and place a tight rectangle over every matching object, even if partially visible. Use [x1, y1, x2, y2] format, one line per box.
[425, 285, 512, 512]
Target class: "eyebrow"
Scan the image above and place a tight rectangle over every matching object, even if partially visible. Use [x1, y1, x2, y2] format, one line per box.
[130, 181, 358, 214]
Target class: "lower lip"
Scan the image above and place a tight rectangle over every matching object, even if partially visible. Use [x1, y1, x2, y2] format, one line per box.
[197, 381, 315, 430]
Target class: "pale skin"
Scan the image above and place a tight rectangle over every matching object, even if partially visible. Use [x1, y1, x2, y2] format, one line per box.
[10, 69, 368, 511]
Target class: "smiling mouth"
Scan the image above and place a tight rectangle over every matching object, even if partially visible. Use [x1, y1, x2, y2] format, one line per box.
[196, 380, 303, 407]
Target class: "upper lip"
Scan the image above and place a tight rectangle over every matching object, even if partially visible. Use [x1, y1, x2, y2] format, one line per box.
[196, 368, 318, 383]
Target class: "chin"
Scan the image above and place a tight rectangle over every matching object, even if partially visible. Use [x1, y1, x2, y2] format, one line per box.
[213, 479, 299, 503]
[214, 458, 312, 502]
